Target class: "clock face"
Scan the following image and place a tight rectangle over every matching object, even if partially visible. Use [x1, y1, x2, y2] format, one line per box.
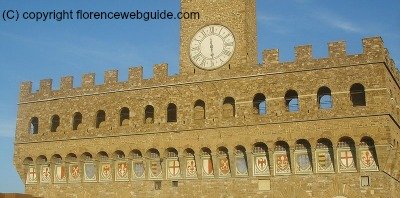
[189, 25, 235, 70]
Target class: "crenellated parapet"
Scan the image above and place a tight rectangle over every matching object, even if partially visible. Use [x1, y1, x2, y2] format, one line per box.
[262, 37, 394, 72]
[19, 37, 398, 103]
[19, 63, 172, 103]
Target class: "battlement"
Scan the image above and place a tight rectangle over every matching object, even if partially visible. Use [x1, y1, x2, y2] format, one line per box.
[19, 37, 398, 103]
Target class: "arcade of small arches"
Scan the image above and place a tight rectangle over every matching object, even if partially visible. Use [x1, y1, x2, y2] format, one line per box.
[27, 83, 367, 134]
[22, 136, 379, 184]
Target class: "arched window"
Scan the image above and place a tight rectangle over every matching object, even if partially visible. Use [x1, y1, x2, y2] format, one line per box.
[50, 115, 60, 132]
[96, 110, 106, 128]
[131, 149, 143, 159]
[66, 153, 77, 163]
[253, 93, 266, 115]
[36, 155, 47, 165]
[81, 152, 93, 161]
[23, 157, 34, 165]
[194, 100, 205, 120]
[223, 97, 235, 118]
[29, 117, 39, 134]
[97, 151, 108, 161]
[350, 83, 366, 106]
[51, 154, 62, 164]
[114, 150, 125, 160]
[167, 103, 177, 122]
[317, 86, 332, 109]
[120, 107, 130, 126]
[145, 105, 154, 124]
[72, 112, 82, 130]
[148, 148, 160, 159]
[285, 90, 299, 112]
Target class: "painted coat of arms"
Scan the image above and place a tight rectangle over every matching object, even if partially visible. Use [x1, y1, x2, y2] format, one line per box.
[99, 163, 112, 181]
[339, 150, 356, 172]
[295, 152, 312, 173]
[84, 163, 96, 181]
[360, 150, 378, 171]
[235, 157, 248, 175]
[149, 161, 162, 178]
[253, 156, 269, 176]
[274, 153, 291, 175]
[69, 164, 80, 182]
[202, 158, 214, 176]
[186, 158, 197, 178]
[40, 165, 51, 183]
[219, 157, 230, 176]
[133, 162, 145, 179]
[316, 150, 334, 173]
[26, 166, 37, 184]
[54, 165, 66, 183]
[116, 162, 129, 181]
[167, 160, 181, 178]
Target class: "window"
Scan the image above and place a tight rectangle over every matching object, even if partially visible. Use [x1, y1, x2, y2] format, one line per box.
[50, 115, 60, 132]
[96, 110, 106, 128]
[120, 107, 130, 126]
[350, 83, 366, 106]
[167, 103, 177, 122]
[360, 176, 370, 187]
[317, 86, 332, 109]
[167, 148, 178, 158]
[253, 93, 266, 115]
[285, 90, 299, 112]
[145, 105, 154, 124]
[148, 149, 160, 159]
[72, 112, 82, 130]
[172, 181, 178, 187]
[29, 117, 39, 134]
[194, 100, 205, 120]
[154, 181, 162, 190]
[131, 150, 142, 159]
[97, 151, 108, 161]
[223, 97, 235, 118]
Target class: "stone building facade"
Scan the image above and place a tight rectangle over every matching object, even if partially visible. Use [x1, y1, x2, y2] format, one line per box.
[13, 0, 400, 197]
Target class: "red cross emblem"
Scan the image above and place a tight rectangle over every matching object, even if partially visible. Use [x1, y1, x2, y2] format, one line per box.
[169, 160, 180, 176]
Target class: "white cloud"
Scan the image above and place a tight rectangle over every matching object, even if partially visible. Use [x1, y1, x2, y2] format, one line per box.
[315, 11, 363, 33]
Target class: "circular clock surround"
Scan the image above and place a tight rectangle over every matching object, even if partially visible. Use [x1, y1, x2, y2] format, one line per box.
[189, 24, 235, 70]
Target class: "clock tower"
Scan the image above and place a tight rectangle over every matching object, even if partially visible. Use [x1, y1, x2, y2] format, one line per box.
[179, 0, 258, 77]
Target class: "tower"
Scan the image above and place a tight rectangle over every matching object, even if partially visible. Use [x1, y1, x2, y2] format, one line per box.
[179, 0, 258, 77]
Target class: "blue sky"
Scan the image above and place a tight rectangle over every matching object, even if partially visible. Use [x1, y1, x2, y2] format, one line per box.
[0, 0, 399, 193]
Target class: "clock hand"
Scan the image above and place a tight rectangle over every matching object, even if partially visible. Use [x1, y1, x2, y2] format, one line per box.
[210, 38, 214, 58]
